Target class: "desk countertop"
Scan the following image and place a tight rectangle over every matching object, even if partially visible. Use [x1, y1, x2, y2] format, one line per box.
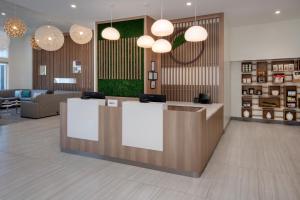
[166, 101, 223, 119]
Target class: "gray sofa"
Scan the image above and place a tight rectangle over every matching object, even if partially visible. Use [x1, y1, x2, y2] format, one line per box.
[0, 89, 81, 119]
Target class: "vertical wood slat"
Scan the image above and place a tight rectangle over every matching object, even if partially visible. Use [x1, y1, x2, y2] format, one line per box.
[33, 34, 94, 91]
[161, 14, 222, 103]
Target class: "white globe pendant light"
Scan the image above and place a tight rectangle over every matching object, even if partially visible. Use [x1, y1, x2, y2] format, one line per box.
[151, 19, 174, 37]
[185, 0, 208, 42]
[152, 39, 172, 53]
[101, 5, 120, 41]
[35, 25, 64, 51]
[137, 35, 155, 48]
[101, 27, 120, 40]
[70, 24, 93, 44]
[184, 25, 208, 42]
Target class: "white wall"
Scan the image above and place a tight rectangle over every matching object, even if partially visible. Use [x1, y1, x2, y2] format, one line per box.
[230, 19, 300, 61]
[229, 18, 300, 118]
[8, 35, 33, 89]
[223, 16, 231, 127]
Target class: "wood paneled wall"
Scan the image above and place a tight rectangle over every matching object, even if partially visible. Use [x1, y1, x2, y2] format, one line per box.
[32, 34, 94, 91]
[161, 13, 224, 103]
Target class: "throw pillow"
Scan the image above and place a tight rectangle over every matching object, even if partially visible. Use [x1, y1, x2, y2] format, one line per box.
[21, 90, 31, 98]
[15, 90, 22, 98]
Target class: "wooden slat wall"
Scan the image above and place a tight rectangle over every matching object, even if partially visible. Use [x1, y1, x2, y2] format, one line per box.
[98, 37, 142, 80]
[161, 14, 223, 103]
[32, 34, 94, 91]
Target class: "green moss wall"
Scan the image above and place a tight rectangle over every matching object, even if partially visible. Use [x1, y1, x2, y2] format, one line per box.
[98, 19, 144, 97]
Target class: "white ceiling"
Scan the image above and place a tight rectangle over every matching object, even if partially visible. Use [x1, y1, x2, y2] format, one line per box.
[1, 0, 300, 34]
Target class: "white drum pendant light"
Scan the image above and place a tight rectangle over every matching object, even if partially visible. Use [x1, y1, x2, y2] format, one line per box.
[184, 0, 208, 42]
[101, 27, 120, 40]
[151, 1, 174, 37]
[101, 5, 120, 40]
[137, 35, 155, 48]
[70, 24, 93, 44]
[35, 25, 64, 51]
[151, 19, 174, 37]
[152, 39, 172, 53]
[185, 25, 208, 42]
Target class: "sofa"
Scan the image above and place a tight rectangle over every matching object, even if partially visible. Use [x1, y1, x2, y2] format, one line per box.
[0, 89, 82, 119]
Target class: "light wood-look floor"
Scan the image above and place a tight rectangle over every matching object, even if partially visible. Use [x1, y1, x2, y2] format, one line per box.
[0, 118, 300, 200]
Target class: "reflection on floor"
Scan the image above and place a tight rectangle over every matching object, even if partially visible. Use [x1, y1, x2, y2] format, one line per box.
[0, 108, 30, 126]
[0, 117, 300, 200]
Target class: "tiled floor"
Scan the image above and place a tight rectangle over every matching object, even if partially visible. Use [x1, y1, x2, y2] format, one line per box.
[0, 117, 299, 200]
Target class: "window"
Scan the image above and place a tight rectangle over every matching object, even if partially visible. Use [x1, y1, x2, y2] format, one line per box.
[0, 63, 8, 90]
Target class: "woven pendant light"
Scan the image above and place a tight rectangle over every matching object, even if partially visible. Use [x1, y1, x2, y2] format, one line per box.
[4, 17, 27, 38]
[70, 24, 93, 44]
[35, 25, 64, 51]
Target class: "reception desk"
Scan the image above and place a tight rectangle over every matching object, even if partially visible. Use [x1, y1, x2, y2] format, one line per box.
[60, 98, 223, 177]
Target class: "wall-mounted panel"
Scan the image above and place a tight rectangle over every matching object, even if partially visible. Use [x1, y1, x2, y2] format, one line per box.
[161, 14, 224, 103]
[32, 34, 94, 91]
[97, 19, 144, 97]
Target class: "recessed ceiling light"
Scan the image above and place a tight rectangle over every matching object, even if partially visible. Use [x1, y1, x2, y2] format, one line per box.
[186, 2, 192, 6]
[1, 12, 6, 16]
[70, 4, 77, 9]
[275, 10, 281, 15]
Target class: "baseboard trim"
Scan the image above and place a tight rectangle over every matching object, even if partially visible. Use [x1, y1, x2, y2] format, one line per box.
[231, 117, 300, 126]
[61, 149, 201, 178]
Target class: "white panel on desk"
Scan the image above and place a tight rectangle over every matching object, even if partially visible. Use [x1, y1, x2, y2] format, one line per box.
[122, 101, 165, 151]
[67, 98, 106, 141]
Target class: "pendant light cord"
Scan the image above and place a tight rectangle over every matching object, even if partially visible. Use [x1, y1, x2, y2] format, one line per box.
[160, 0, 163, 19]
[194, 0, 197, 24]
[110, 4, 113, 27]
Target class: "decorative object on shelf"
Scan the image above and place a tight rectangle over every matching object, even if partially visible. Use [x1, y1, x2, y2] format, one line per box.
[285, 86, 297, 108]
[243, 109, 250, 118]
[101, 5, 120, 40]
[273, 74, 285, 83]
[293, 71, 300, 82]
[35, 25, 64, 51]
[263, 109, 274, 120]
[70, 24, 93, 44]
[278, 64, 284, 71]
[39, 65, 46, 76]
[4, 17, 27, 38]
[256, 90, 262, 95]
[285, 110, 295, 121]
[271, 90, 279, 96]
[242, 74, 252, 84]
[259, 97, 281, 108]
[184, 0, 208, 42]
[72, 60, 82, 74]
[152, 39, 172, 53]
[288, 64, 295, 71]
[248, 88, 255, 95]
[242, 63, 252, 73]
[284, 64, 290, 72]
[31, 36, 41, 50]
[257, 62, 268, 83]
[242, 98, 252, 108]
[242, 90, 248, 95]
[272, 64, 278, 72]
[266, 112, 272, 119]
[137, 35, 155, 48]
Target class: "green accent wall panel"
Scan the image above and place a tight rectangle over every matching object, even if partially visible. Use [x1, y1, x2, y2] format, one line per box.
[98, 18, 144, 97]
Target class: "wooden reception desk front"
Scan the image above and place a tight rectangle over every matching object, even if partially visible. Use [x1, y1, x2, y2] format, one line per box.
[60, 99, 224, 177]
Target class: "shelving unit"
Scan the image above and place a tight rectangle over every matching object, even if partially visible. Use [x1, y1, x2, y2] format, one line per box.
[241, 58, 300, 123]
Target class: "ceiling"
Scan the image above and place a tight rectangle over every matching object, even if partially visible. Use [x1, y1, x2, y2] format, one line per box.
[1, 0, 300, 34]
